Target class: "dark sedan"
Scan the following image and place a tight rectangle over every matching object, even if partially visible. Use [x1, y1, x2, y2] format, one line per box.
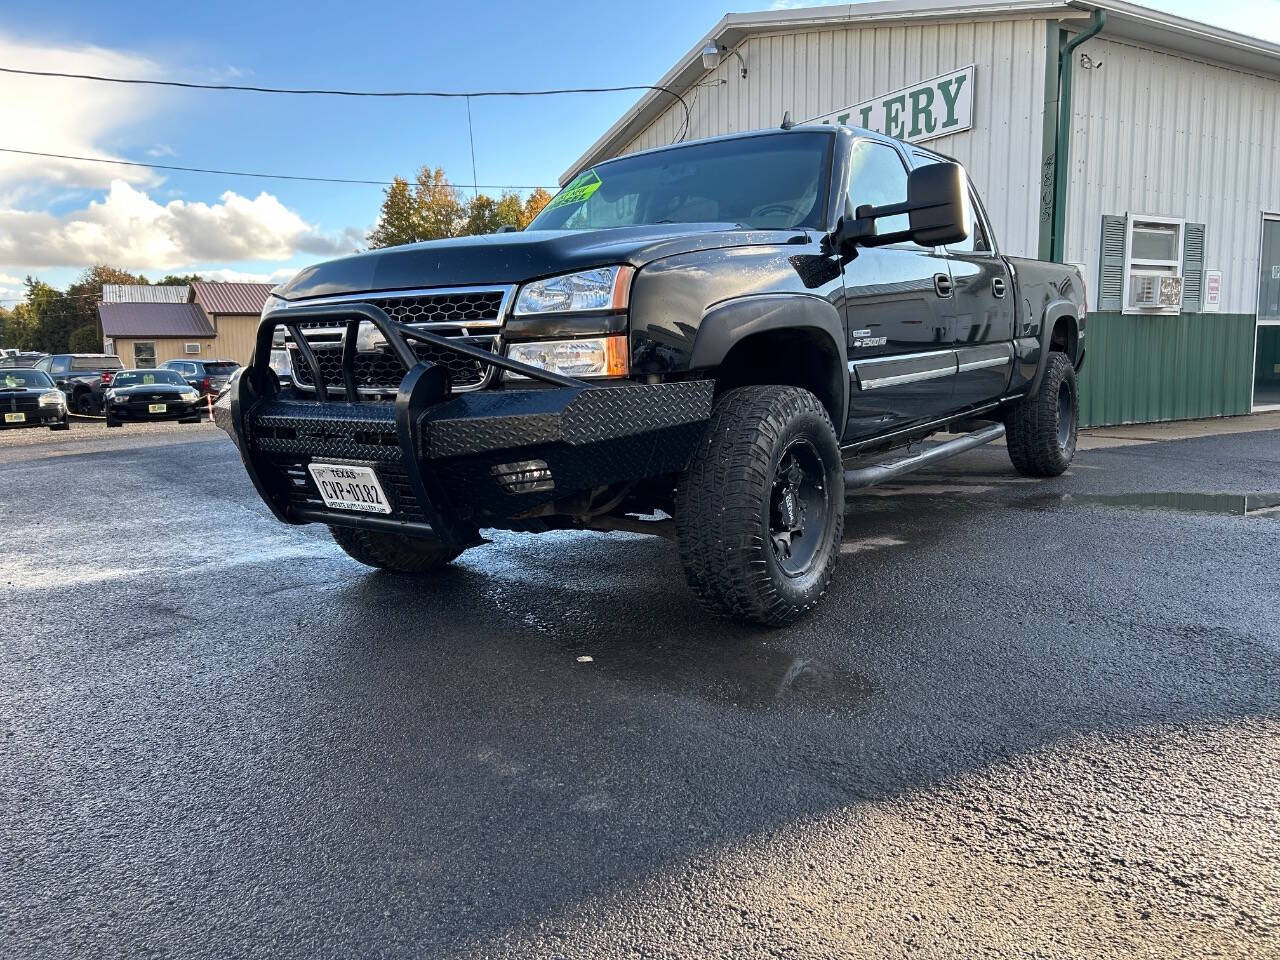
[104, 369, 204, 427]
[0, 368, 69, 430]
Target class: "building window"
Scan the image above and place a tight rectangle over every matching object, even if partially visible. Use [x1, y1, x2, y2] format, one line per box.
[1123, 215, 1184, 315]
[183, 342, 201, 355]
[133, 342, 157, 368]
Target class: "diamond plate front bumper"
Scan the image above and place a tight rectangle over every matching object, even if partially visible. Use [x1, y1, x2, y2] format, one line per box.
[222, 302, 713, 548]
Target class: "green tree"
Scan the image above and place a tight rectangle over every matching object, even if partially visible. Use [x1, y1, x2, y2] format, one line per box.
[0, 301, 36, 350]
[368, 167, 467, 248]
[158, 273, 204, 285]
[68, 323, 102, 353]
[463, 194, 504, 236]
[25, 278, 75, 353]
[64, 265, 148, 351]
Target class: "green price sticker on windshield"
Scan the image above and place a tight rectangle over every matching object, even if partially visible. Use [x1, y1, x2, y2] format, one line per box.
[546, 170, 602, 211]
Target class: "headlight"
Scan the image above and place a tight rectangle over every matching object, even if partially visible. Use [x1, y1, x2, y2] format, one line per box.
[39, 390, 65, 407]
[262, 294, 290, 346]
[180, 387, 199, 399]
[506, 336, 629, 379]
[514, 266, 632, 316]
[269, 348, 292, 378]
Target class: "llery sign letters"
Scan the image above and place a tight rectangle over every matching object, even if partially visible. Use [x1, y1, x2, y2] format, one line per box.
[813, 65, 975, 143]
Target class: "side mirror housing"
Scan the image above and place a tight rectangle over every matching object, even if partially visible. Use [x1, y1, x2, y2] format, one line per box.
[842, 162, 972, 250]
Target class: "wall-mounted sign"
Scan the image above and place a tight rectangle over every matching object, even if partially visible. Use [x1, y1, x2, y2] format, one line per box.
[1204, 270, 1222, 312]
[812, 65, 975, 144]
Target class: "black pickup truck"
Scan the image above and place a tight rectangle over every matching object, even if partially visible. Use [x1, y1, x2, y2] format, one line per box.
[32, 353, 124, 415]
[220, 124, 1085, 625]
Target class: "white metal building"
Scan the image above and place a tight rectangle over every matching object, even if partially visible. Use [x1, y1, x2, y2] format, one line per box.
[564, 0, 1280, 424]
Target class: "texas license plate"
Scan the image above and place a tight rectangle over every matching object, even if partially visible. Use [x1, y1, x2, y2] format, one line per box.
[148, 403, 167, 413]
[307, 463, 391, 514]
[3, 412, 25, 423]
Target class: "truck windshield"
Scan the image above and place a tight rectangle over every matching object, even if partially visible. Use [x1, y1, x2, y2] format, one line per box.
[529, 132, 833, 232]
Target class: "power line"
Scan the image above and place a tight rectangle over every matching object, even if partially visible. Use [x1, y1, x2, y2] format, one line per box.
[0, 66, 690, 139]
[0, 147, 554, 190]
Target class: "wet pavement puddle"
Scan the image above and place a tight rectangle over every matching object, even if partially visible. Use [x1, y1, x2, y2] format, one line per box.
[593, 641, 878, 711]
[1067, 491, 1280, 518]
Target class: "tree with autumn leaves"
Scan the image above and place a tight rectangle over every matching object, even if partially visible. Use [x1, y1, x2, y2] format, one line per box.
[367, 167, 552, 249]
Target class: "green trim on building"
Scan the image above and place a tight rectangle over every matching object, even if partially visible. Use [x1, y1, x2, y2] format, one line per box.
[1078, 312, 1256, 426]
[1037, 22, 1062, 262]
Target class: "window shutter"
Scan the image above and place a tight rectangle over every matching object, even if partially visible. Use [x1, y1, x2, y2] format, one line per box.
[1182, 222, 1206, 312]
[1098, 215, 1127, 311]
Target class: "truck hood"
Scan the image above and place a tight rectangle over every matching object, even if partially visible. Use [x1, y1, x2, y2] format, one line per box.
[277, 224, 808, 300]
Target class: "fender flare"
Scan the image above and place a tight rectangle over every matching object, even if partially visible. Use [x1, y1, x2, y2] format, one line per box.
[689, 293, 849, 427]
[1029, 302, 1080, 396]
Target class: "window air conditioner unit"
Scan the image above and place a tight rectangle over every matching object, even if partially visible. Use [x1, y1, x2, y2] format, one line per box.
[1129, 271, 1182, 309]
[183, 342, 201, 354]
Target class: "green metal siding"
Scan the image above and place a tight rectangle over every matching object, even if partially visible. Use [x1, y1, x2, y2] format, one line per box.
[1077, 312, 1255, 427]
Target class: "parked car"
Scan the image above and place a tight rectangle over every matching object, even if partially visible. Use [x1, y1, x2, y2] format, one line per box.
[222, 123, 1085, 625]
[103, 369, 204, 427]
[159, 359, 241, 400]
[0, 352, 48, 368]
[0, 368, 69, 430]
[32, 354, 124, 414]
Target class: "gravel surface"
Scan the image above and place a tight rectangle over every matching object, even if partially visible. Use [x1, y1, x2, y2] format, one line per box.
[2, 422, 1277, 958]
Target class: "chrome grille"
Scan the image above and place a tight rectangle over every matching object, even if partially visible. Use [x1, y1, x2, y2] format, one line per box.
[283, 286, 511, 395]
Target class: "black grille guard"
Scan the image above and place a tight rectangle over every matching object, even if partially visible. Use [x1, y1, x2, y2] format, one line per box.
[257, 301, 586, 400]
[228, 302, 714, 550]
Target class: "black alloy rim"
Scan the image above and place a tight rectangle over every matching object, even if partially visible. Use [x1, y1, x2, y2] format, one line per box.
[1056, 380, 1075, 449]
[768, 437, 829, 578]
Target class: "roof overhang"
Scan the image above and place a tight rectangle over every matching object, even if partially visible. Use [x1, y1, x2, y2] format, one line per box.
[560, 0, 1280, 184]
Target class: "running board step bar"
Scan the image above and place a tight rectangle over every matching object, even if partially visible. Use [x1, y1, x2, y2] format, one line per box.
[844, 423, 1005, 491]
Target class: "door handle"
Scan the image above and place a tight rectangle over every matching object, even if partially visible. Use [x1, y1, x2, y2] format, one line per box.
[992, 277, 1007, 298]
[933, 273, 953, 298]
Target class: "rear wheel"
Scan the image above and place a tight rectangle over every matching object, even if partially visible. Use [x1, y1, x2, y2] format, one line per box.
[1005, 351, 1078, 477]
[676, 385, 844, 627]
[73, 391, 97, 415]
[329, 525, 463, 574]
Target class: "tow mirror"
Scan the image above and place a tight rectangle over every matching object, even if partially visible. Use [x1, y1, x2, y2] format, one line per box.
[841, 162, 971, 250]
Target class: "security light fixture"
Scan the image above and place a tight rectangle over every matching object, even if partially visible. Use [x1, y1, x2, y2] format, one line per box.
[701, 42, 747, 79]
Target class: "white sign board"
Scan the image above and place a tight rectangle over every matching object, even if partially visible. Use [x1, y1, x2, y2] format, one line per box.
[1204, 270, 1222, 312]
[812, 65, 975, 144]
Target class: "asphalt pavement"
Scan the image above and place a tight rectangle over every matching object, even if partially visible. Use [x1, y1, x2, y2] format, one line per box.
[2, 418, 1278, 958]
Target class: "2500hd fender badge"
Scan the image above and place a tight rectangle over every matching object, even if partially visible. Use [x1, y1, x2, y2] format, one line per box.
[852, 329, 888, 349]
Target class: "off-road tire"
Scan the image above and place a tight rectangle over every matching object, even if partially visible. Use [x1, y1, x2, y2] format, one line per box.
[1005, 351, 1078, 477]
[676, 385, 845, 627]
[73, 391, 96, 416]
[329, 525, 463, 574]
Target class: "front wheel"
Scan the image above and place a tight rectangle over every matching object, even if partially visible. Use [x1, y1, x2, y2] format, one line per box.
[73, 391, 97, 416]
[329, 525, 463, 574]
[676, 385, 845, 627]
[1005, 351, 1078, 477]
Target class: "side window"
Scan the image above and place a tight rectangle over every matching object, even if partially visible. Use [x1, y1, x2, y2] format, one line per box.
[34, 357, 51, 372]
[50, 356, 70, 375]
[847, 140, 911, 237]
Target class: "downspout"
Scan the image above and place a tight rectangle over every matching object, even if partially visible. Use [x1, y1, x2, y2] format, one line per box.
[1050, 8, 1106, 263]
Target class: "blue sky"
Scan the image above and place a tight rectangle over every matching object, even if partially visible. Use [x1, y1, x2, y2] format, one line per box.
[1, 0, 1277, 301]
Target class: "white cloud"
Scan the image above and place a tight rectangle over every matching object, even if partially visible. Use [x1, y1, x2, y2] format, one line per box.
[145, 144, 177, 158]
[198, 267, 299, 284]
[0, 180, 358, 270]
[0, 32, 166, 190]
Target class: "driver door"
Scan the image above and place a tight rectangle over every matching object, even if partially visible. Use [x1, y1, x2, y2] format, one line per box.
[840, 138, 956, 440]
